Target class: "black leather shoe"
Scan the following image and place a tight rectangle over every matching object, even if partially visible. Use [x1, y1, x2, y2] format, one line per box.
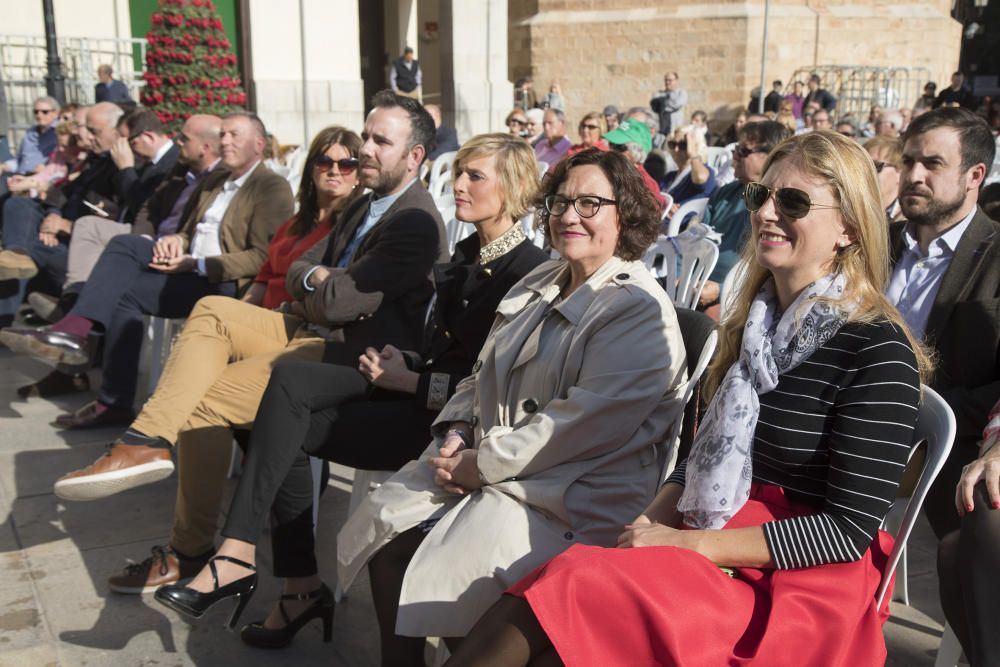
[0, 326, 93, 366]
[155, 555, 257, 629]
[240, 584, 334, 649]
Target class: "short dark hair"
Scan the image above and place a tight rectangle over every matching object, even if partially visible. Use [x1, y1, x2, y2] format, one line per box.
[739, 120, 792, 153]
[370, 89, 436, 163]
[691, 110, 708, 122]
[809, 73, 821, 83]
[535, 148, 660, 262]
[124, 108, 165, 137]
[223, 111, 268, 140]
[773, 80, 782, 87]
[903, 106, 996, 175]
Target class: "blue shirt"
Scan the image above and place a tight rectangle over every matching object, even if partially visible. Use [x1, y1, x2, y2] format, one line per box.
[15, 123, 58, 173]
[662, 165, 717, 206]
[337, 177, 417, 267]
[886, 207, 976, 339]
[701, 180, 749, 282]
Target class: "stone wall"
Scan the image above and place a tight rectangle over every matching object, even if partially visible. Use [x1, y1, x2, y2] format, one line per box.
[509, 0, 961, 139]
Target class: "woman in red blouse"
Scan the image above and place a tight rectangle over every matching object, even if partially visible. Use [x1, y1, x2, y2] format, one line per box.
[243, 126, 363, 308]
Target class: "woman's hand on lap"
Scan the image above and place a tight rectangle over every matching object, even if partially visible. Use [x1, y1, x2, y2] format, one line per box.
[430, 449, 482, 495]
[956, 443, 1000, 515]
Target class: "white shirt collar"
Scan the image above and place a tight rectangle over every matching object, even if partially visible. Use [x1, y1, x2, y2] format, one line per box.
[902, 206, 977, 258]
[151, 139, 174, 165]
[225, 160, 261, 192]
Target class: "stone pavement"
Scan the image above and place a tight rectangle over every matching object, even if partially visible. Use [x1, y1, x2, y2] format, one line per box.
[0, 347, 961, 666]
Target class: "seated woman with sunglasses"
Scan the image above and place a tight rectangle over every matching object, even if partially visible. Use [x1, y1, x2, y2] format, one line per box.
[661, 126, 716, 222]
[447, 131, 933, 667]
[567, 112, 609, 156]
[96, 126, 362, 588]
[153, 133, 550, 646]
[328, 149, 686, 664]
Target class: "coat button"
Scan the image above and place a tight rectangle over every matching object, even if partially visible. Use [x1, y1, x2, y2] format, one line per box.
[473, 360, 482, 372]
[522, 398, 538, 413]
[564, 531, 574, 540]
[478, 268, 492, 279]
[471, 416, 479, 426]
[615, 273, 630, 280]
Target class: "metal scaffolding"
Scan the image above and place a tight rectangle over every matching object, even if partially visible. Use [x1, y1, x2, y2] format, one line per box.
[788, 65, 932, 121]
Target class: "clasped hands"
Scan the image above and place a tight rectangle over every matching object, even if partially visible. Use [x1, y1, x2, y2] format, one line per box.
[427, 425, 482, 496]
[148, 234, 195, 273]
[358, 344, 419, 394]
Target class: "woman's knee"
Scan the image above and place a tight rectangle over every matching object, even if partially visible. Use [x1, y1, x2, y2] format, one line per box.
[937, 529, 961, 580]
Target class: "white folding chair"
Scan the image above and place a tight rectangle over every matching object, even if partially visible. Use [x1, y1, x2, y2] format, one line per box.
[428, 151, 457, 198]
[444, 217, 474, 255]
[876, 385, 956, 610]
[282, 146, 307, 195]
[707, 146, 733, 186]
[664, 198, 709, 237]
[642, 235, 719, 310]
[537, 161, 549, 179]
[139, 316, 186, 402]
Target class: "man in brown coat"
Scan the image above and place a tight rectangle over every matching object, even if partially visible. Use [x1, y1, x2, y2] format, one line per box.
[0, 112, 293, 430]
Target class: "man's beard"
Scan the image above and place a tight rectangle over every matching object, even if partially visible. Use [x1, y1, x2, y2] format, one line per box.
[362, 157, 409, 196]
[900, 181, 967, 227]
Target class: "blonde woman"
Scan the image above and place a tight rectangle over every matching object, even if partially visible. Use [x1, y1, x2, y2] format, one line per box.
[567, 111, 608, 155]
[449, 131, 934, 666]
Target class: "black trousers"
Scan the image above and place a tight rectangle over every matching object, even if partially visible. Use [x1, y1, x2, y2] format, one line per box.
[924, 441, 980, 538]
[937, 483, 1000, 667]
[72, 235, 235, 409]
[221, 360, 436, 577]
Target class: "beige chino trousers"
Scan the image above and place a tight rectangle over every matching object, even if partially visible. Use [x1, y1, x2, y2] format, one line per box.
[130, 295, 324, 556]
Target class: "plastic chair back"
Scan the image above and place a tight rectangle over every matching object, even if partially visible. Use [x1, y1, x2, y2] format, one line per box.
[537, 161, 549, 179]
[428, 151, 458, 198]
[664, 198, 709, 237]
[875, 385, 956, 608]
[642, 234, 719, 310]
[719, 259, 751, 322]
[660, 308, 718, 482]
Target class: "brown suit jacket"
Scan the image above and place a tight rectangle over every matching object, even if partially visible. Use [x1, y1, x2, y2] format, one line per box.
[286, 179, 448, 365]
[176, 162, 294, 289]
[890, 209, 1000, 449]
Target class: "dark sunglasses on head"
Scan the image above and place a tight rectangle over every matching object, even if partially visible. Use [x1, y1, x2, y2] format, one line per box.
[743, 181, 839, 219]
[315, 155, 359, 174]
[667, 140, 688, 151]
[734, 145, 767, 159]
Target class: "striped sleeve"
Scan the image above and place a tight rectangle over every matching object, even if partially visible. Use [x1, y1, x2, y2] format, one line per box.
[762, 321, 921, 569]
[665, 459, 687, 486]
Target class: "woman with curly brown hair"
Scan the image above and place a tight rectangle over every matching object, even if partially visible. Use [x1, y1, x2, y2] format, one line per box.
[328, 148, 688, 664]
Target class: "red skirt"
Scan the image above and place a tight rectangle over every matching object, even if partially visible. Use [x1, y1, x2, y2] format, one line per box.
[508, 484, 894, 667]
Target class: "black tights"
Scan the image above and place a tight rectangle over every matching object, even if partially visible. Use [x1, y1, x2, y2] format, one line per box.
[937, 483, 1000, 667]
[369, 527, 432, 666]
[444, 595, 560, 667]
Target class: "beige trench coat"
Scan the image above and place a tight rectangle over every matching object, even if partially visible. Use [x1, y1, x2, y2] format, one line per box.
[337, 256, 687, 637]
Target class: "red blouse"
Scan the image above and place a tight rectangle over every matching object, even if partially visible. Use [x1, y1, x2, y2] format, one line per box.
[255, 216, 333, 309]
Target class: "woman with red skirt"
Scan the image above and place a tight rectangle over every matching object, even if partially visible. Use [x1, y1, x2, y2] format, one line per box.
[447, 131, 934, 666]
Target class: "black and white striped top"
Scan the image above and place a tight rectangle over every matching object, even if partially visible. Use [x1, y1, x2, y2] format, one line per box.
[668, 319, 920, 569]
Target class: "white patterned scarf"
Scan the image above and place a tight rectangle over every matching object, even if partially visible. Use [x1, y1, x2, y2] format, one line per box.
[678, 273, 852, 529]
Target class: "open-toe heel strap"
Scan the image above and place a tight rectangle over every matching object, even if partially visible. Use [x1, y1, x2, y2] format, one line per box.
[210, 555, 257, 571]
[279, 587, 325, 602]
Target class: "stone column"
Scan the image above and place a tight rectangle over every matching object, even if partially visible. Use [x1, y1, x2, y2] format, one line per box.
[440, 0, 513, 141]
[248, 0, 364, 145]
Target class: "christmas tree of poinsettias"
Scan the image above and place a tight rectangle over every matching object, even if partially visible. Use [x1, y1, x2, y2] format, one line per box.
[140, 0, 247, 133]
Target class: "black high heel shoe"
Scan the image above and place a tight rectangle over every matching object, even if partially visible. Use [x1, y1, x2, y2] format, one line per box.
[240, 583, 335, 649]
[154, 555, 258, 629]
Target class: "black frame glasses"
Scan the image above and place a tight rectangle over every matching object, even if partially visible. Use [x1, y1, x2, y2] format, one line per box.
[315, 155, 359, 174]
[544, 194, 617, 219]
[733, 144, 767, 159]
[743, 182, 839, 219]
[873, 160, 895, 174]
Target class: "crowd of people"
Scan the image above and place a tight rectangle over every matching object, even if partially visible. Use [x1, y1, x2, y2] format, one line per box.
[0, 71, 999, 666]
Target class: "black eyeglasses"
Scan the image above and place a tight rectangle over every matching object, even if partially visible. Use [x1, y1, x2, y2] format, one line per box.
[544, 194, 617, 218]
[315, 155, 359, 174]
[734, 145, 767, 159]
[667, 140, 688, 151]
[580, 123, 601, 131]
[873, 160, 895, 173]
[33, 108, 55, 115]
[743, 182, 839, 219]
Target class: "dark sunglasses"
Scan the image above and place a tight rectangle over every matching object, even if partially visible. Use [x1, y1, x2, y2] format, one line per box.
[315, 155, 359, 174]
[33, 108, 55, 115]
[667, 140, 687, 151]
[743, 182, 839, 219]
[873, 160, 895, 173]
[580, 123, 602, 131]
[734, 145, 767, 159]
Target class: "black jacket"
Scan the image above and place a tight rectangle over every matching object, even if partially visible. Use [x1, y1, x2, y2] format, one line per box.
[407, 232, 548, 411]
[48, 153, 123, 221]
[287, 180, 448, 365]
[112, 142, 181, 223]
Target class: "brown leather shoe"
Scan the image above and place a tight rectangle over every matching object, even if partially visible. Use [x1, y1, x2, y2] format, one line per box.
[52, 401, 135, 430]
[108, 545, 214, 595]
[0, 249, 38, 280]
[54, 442, 175, 501]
